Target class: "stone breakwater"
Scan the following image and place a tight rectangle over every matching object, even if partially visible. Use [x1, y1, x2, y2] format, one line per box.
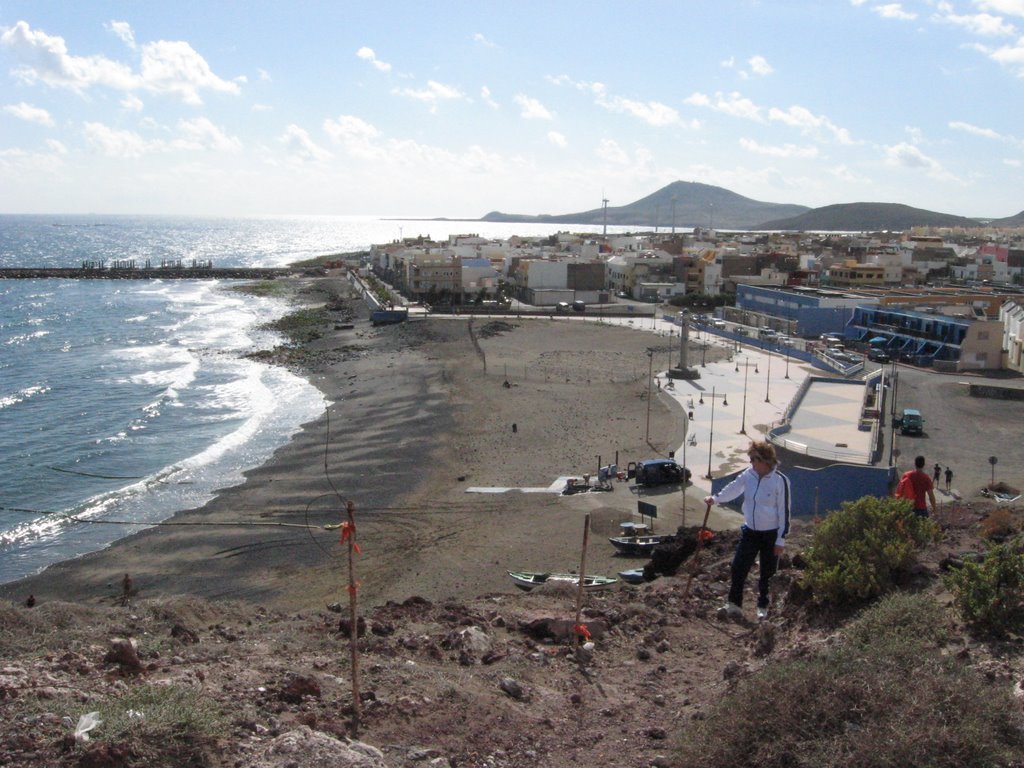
[0, 267, 296, 280]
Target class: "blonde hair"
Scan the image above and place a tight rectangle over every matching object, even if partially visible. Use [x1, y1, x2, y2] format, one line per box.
[747, 440, 778, 467]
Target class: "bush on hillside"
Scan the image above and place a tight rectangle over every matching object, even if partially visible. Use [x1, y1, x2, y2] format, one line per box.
[673, 595, 1024, 768]
[945, 534, 1024, 637]
[800, 495, 938, 605]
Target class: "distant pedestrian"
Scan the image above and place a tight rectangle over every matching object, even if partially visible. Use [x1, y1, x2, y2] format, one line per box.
[945, 466, 953, 493]
[897, 456, 937, 517]
[933, 463, 941, 484]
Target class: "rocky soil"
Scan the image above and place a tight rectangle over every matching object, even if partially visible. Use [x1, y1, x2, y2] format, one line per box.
[2, 501, 1022, 768]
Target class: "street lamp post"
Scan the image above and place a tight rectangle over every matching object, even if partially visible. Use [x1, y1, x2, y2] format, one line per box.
[705, 386, 716, 480]
[764, 345, 772, 403]
[701, 342, 708, 367]
[645, 350, 654, 444]
[740, 359, 749, 434]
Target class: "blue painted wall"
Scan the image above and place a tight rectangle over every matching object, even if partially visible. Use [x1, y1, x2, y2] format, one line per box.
[711, 462, 897, 518]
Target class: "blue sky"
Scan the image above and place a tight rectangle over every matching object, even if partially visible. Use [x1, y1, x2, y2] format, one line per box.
[1, 1, 1022, 219]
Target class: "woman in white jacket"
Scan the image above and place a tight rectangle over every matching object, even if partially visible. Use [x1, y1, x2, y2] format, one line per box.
[704, 440, 791, 621]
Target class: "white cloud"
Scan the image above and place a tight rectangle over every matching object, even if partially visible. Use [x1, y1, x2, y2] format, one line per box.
[3, 101, 54, 126]
[278, 124, 332, 162]
[977, 1, 1024, 17]
[473, 32, 496, 48]
[547, 131, 567, 147]
[594, 93, 680, 127]
[1, 21, 139, 92]
[547, 75, 683, 126]
[883, 141, 957, 180]
[873, 4, 917, 21]
[323, 114, 383, 159]
[1004, 157, 1022, 166]
[0, 21, 240, 105]
[739, 138, 819, 158]
[514, 94, 553, 120]
[933, 4, 1016, 36]
[107, 20, 135, 49]
[258, 68, 272, 82]
[84, 122, 159, 158]
[948, 120, 1009, 141]
[979, 37, 1024, 75]
[685, 91, 764, 122]
[393, 80, 465, 108]
[46, 138, 67, 154]
[251, 103, 273, 112]
[356, 46, 391, 73]
[768, 104, 854, 143]
[138, 40, 241, 105]
[480, 86, 499, 109]
[748, 55, 774, 76]
[173, 117, 242, 152]
[121, 94, 144, 112]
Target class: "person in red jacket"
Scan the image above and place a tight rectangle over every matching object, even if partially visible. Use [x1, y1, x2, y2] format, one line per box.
[899, 455, 937, 517]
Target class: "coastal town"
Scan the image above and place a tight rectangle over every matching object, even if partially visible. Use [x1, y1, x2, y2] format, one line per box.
[364, 226, 1024, 375]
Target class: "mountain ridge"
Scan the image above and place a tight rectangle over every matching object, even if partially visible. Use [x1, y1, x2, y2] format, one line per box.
[478, 181, 1020, 232]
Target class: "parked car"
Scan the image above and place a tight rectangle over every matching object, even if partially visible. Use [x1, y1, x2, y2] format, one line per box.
[867, 348, 891, 363]
[895, 408, 924, 436]
[632, 459, 692, 486]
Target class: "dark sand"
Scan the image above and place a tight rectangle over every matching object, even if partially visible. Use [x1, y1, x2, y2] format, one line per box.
[1, 277, 728, 611]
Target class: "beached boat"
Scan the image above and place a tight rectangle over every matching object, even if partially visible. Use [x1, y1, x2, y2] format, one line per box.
[507, 571, 618, 592]
[618, 567, 655, 584]
[608, 534, 674, 556]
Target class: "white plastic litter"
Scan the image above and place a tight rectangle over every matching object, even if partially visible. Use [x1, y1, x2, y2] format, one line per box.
[74, 712, 102, 743]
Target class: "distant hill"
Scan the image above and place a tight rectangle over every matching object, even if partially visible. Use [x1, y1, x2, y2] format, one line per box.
[987, 210, 1024, 227]
[755, 202, 982, 231]
[480, 181, 810, 231]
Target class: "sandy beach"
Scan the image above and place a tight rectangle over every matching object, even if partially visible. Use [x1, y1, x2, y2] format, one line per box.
[1, 276, 738, 611]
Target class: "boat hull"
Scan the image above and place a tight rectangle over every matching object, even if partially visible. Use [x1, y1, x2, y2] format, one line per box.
[507, 571, 617, 591]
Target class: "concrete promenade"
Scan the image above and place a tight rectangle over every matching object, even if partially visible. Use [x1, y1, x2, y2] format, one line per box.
[599, 314, 871, 495]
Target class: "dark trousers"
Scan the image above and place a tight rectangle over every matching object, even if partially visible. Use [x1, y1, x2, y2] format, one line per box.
[729, 526, 778, 608]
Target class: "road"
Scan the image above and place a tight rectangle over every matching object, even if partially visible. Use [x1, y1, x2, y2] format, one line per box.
[882, 364, 1024, 500]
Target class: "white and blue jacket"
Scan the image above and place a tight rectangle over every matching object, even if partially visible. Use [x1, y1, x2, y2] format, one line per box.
[711, 466, 791, 547]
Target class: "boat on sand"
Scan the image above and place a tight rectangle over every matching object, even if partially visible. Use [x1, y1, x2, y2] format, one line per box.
[507, 571, 617, 592]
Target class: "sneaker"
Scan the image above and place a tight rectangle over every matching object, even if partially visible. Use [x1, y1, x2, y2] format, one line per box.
[756, 606, 769, 621]
[717, 602, 743, 620]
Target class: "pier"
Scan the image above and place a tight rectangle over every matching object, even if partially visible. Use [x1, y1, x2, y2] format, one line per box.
[0, 266, 295, 280]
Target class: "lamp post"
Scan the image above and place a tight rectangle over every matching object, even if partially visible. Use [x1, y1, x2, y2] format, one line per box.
[764, 344, 772, 403]
[701, 342, 708, 367]
[645, 350, 654, 444]
[705, 386, 716, 480]
[740, 359, 749, 434]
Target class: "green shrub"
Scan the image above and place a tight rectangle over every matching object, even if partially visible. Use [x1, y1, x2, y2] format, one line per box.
[801, 495, 938, 605]
[674, 597, 1024, 768]
[945, 535, 1024, 637]
[842, 591, 948, 650]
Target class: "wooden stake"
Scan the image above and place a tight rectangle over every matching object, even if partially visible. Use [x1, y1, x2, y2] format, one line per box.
[344, 500, 361, 736]
[683, 500, 713, 598]
[574, 513, 590, 647]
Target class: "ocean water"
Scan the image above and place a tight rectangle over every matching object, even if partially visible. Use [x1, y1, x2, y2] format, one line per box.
[0, 214, 627, 584]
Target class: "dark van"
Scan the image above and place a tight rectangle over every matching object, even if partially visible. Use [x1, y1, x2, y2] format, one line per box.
[632, 459, 692, 486]
[896, 408, 924, 436]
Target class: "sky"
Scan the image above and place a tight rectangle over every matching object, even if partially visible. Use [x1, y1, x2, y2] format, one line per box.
[1, 1, 1023, 220]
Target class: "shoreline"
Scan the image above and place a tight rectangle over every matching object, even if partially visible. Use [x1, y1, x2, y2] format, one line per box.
[1, 275, 737, 610]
